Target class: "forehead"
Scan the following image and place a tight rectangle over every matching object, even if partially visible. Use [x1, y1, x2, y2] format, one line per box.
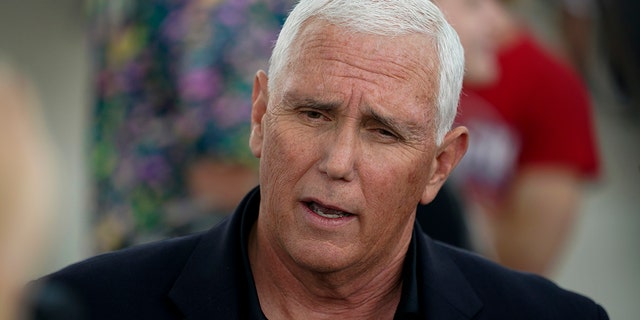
[280, 21, 439, 112]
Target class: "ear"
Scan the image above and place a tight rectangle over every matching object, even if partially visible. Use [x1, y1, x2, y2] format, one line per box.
[420, 126, 469, 204]
[249, 70, 269, 158]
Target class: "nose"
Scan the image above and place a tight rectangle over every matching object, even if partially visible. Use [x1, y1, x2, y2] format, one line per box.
[318, 126, 358, 181]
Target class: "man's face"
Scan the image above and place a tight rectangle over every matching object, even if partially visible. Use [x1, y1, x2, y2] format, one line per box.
[436, 0, 506, 85]
[250, 22, 446, 273]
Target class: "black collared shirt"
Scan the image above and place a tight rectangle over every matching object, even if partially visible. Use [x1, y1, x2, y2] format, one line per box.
[237, 191, 420, 319]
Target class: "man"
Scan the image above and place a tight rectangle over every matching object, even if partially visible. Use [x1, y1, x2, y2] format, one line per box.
[32, 0, 608, 319]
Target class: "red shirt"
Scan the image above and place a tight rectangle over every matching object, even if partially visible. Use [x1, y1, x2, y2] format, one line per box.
[454, 32, 600, 201]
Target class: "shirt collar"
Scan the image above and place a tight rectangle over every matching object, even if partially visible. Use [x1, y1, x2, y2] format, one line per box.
[237, 188, 421, 319]
[394, 226, 421, 318]
[239, 190, 268, 319]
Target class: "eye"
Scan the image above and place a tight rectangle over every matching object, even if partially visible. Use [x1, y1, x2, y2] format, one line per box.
[304, 110, 324, 119]
[300, 109, 330, 122]
[372, 128, 400, 142]
[376, 128, 395, 137]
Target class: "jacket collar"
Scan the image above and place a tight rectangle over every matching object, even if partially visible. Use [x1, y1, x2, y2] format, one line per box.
[168, 187, 483, 319]
[414, 223, 484, 319]
[168, 187, 263, 319]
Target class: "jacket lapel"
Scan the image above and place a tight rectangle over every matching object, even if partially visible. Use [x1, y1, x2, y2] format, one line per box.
[415, 227, 484, 319]
[167, 189, 482, 319]
[168, 188, 262, 319]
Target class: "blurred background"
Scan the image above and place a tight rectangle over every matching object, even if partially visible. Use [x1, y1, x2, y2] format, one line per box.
[0, 0, 638, 319]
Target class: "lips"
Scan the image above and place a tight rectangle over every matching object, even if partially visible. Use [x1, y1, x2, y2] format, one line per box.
[305, 201, 353, 219]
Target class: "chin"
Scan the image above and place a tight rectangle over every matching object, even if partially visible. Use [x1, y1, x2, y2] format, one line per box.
[287, 240, 358, 274]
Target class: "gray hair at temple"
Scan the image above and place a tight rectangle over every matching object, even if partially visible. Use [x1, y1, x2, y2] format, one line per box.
[268, 0, 465, 144]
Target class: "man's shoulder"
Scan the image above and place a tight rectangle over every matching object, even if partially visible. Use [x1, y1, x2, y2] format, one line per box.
[428, 241, 608, 319]
[50, 232, 204, 283]
[29, 232, 207, 319]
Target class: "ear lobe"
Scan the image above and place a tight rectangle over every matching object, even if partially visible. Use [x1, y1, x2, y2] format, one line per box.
[249, 70, 269, 158]
[420, 126, 469, 204]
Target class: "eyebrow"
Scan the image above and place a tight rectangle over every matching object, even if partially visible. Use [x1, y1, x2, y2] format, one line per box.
[281, 93, 341, 112]
[282, 92, 427, 140]
[363, 106, 424, 140]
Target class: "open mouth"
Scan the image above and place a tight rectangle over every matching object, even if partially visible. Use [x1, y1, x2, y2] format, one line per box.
[305, 201, 353, 219]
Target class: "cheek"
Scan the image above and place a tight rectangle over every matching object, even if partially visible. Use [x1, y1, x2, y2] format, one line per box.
[362, 150, 431, 211]
[260, 124, 313, 186]
[362, 158, 423, 245]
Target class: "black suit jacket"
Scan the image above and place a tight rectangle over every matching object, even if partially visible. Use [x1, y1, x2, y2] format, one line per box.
[33, 188, 608, 319]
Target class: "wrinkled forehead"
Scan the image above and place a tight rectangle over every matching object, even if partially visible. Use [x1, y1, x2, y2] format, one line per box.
[292, 19, 438, 65]
[278, 20, 440, 104]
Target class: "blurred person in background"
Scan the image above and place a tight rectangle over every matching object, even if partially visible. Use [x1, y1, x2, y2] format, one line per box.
[559, 0, 595, 79]
[88, 0, 294, 252]
[596, 0, 640, 112]
[0, 63, 56, 320]
[433, 0, 600, 276]
[517, 0, 640, 113]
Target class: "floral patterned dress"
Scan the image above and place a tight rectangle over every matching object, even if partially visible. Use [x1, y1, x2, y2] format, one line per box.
[88, 0, 293, 251]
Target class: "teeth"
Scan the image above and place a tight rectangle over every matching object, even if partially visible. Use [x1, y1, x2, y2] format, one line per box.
[309, 202, 349, 218]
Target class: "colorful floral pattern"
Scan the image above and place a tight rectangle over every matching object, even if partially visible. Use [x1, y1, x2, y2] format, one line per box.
[88, 0, 293, 251]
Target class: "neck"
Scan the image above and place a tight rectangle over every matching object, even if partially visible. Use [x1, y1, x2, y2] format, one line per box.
[248, 224, 409, 320]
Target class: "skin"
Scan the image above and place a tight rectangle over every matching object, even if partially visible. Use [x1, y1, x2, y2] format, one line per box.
[435, 0, 509, 85]
[186, 158, 258, 213]
[247, 21, 468, 319]
[492, 168, 581, 275]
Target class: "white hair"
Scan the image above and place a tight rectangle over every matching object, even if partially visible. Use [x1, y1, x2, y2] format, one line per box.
[268, 0, 465, 144]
